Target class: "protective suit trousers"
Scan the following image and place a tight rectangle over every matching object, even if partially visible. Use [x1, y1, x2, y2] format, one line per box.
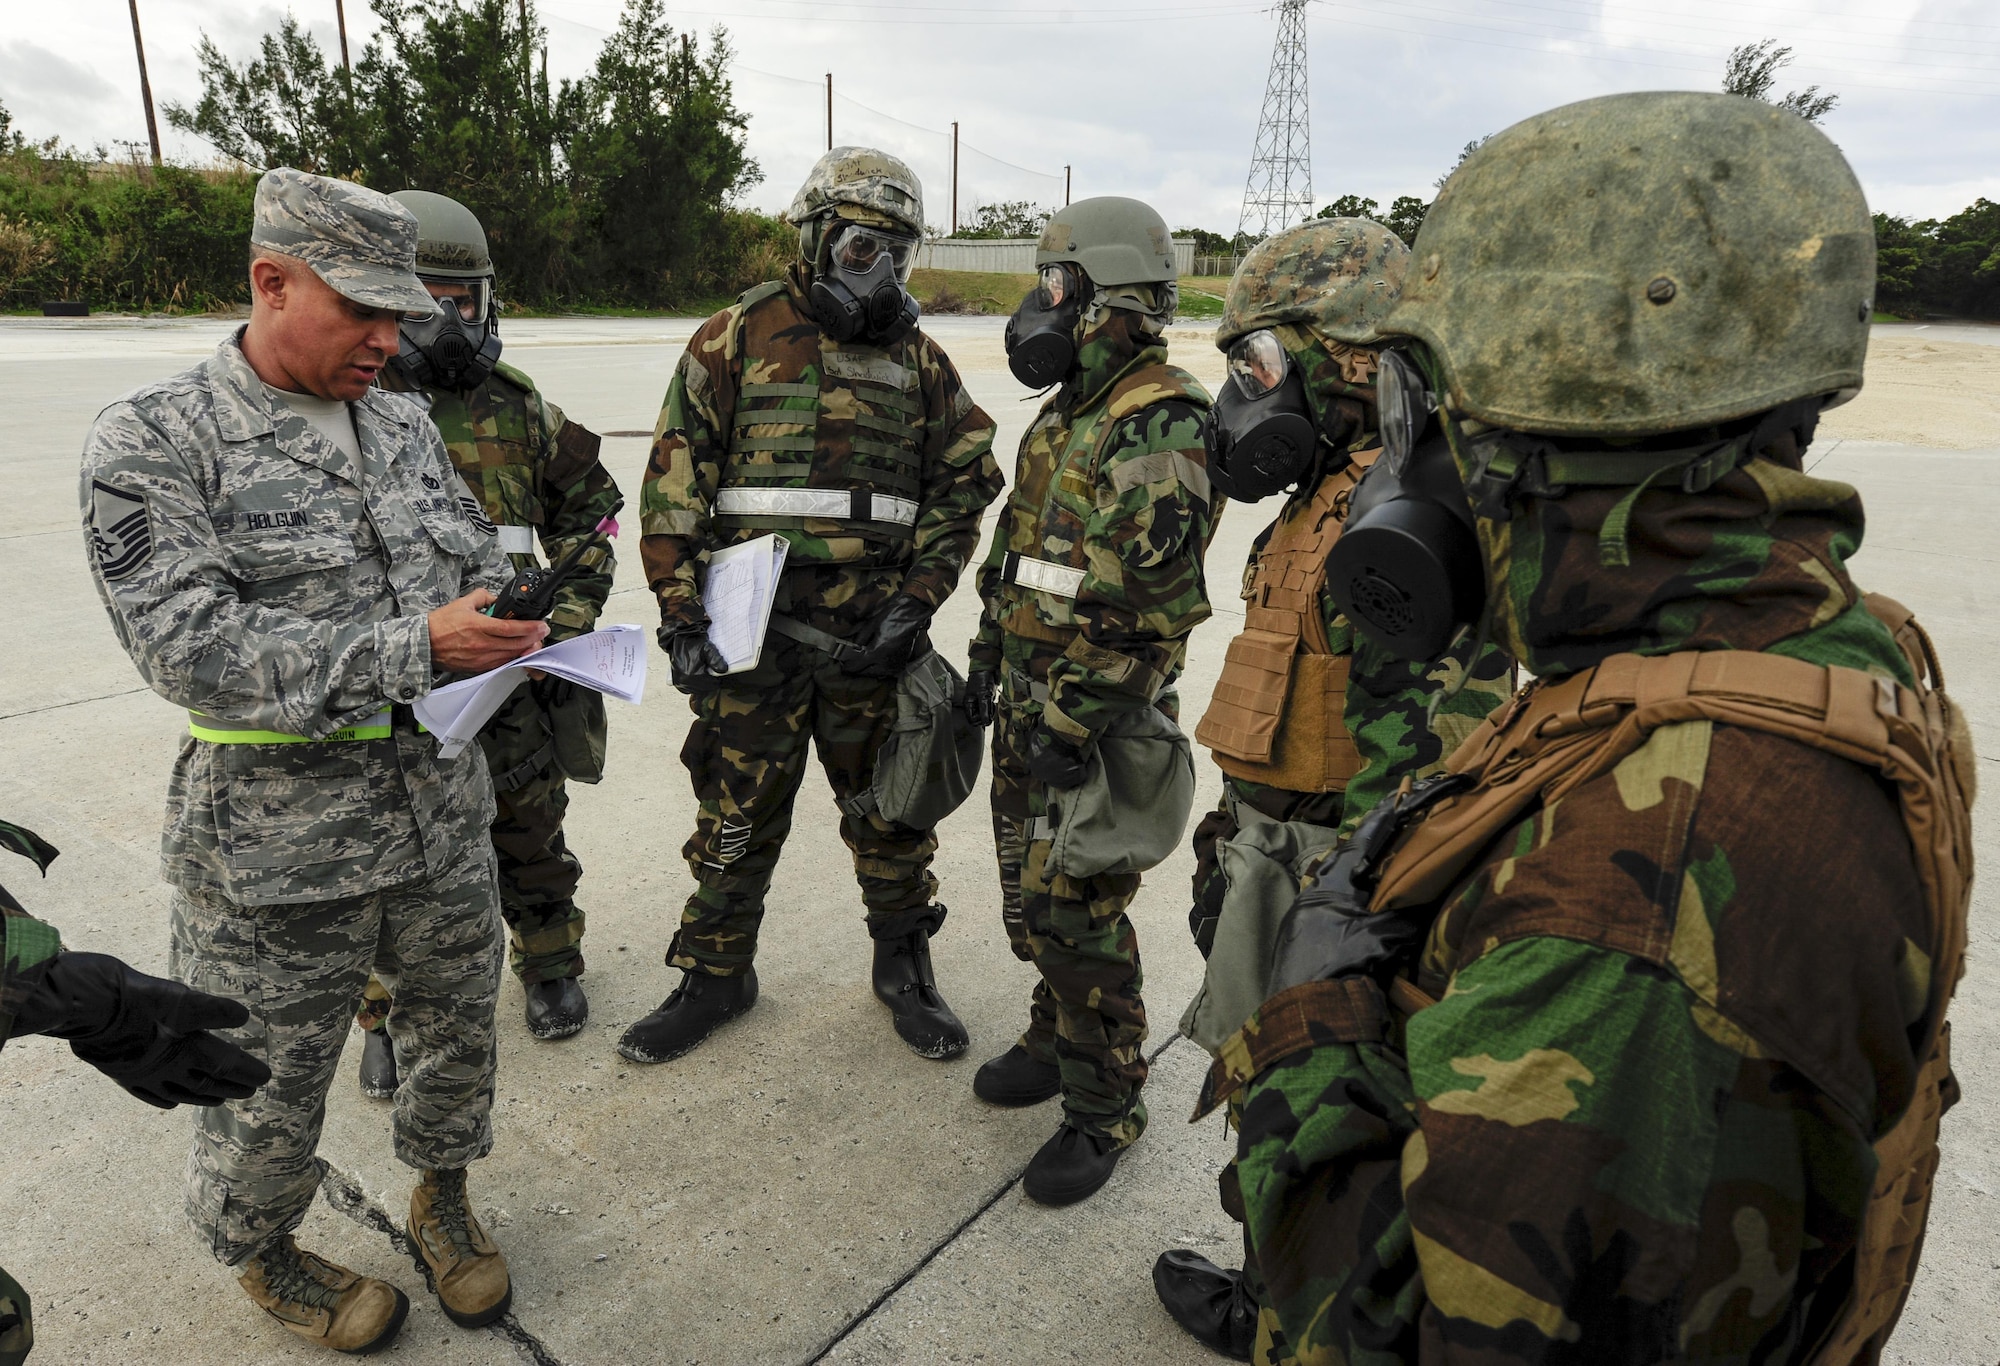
[173, 852, 503, 1266]
[670, 633, 939, 977]
[989, 675, 1149, 1147]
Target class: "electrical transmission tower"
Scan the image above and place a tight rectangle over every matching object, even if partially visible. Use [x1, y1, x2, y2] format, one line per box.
[1235, 0, 1313, 246]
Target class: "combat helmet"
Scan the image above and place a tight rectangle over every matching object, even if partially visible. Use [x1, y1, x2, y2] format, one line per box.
[1383, 90, 1874, 436]
[389, 189, 492, 280]
[1036, 196, 1178, 286]
[788, 146, 926, 267]
[1217, 217, 1409, 349]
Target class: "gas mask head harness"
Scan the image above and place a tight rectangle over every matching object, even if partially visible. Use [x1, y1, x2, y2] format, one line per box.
[809, 216, 921, 344]
[1325, 344, 1828, 662]
[394, 276, 502, 392]
[1201, 328, 1368, 503]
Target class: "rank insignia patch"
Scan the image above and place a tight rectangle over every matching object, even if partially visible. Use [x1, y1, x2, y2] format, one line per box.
[90, 480, 153, 581]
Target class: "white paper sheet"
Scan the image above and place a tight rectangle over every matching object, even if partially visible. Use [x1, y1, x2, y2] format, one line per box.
[702, 534, 789, 673]
[413, 623, 649, 759]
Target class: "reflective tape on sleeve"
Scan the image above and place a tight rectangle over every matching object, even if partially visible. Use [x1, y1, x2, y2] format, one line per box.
[1001, 551, 1085, 599]
[712, 487, 919, 527]
[188, 709, 393, 744]
[497, 525, 536, 555]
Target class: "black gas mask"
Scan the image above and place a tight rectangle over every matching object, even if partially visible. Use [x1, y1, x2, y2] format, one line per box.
[393, 277, 502, 392]
[1323, 348, 1485, 661]
[1005, 263, 1089, 388]
[811, 220, 920, 343]
[1203, 329, 1360, 502]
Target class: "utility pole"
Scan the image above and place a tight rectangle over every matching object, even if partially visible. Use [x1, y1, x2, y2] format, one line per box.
[335, 0, 352, 72]
[518, 0, 533, 102]
[126, 0, 162, 166]
[951, 122, 959, 235]
[1235, 0, 1314, 244]
[1064, 165, 1071, 207]
[825, 74, 833, 151]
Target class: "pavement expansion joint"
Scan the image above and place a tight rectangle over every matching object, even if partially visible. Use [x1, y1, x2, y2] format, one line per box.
[800, 1031, 1190, 1365]
[320, 1160, 566, 1366]
[0, 685, 151, 724]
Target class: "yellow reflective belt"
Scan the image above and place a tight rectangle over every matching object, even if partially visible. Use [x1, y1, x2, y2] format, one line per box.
[187, 708, 395, 744]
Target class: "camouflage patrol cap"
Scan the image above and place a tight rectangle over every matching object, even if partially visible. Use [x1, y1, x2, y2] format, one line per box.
[250, 168, 434, 313]
[1037, 197, 1176, 286]
[1216, 218, 1408, 349]
[786, 146, 925, 238]
[1382, 92, 1875, 436]
[389, 189, 492, 279]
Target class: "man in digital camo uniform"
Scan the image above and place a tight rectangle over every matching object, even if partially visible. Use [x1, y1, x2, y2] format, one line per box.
[80, 169, 543, 1353]
[620, 147, 1002, 1067]
[1219, 93, 1971, 1363]
[2, 821, 269, 1366]
[1153, 218, 1514, 1361]
[965, 197, 1217, 1206]
[351, 189, 623, 1094]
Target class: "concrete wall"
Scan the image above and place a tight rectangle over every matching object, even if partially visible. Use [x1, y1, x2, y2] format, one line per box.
[918, 236, 1198, 276]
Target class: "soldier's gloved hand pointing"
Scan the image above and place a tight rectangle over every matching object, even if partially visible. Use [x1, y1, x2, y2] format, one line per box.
[11, 951, 273, 1109]
[662, 622, 729, 694]
[848, 595, 934, 679]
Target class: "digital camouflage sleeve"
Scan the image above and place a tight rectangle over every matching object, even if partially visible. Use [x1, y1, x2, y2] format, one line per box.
[638, 272, 1000, 631]
[1233, 460, 1937, 1363]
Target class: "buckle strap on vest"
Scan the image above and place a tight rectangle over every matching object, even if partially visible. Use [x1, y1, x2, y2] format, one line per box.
[492, 740, 558, 791]
[189, 708, 396, 744]
[714, 487, 919, 527]
[768, 613, 863, 664]
[1001, 551, 1085, 599]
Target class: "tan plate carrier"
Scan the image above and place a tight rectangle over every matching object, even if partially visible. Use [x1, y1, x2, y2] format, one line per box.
[1206, 595, 1974, 1365]
[1194, 454, 1377, 793]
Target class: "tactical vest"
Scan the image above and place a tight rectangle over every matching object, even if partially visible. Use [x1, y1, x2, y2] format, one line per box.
[390, 361, 549, 562]
[991, 360, 1210, 648]
[713, 280, 930, 555]
[1195, 453, 1377, 793]
[1204, 596, 1973, 1365]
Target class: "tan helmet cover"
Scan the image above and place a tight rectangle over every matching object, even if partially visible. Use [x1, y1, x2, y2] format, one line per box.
[1036, 196, 1178, 286]
[787, 146, 926, 238]
[1217, 218, 1409, 349]
[1382, 91, 1875, 436]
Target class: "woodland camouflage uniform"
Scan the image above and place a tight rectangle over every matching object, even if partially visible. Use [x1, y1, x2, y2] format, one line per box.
[639, 264, 1001, 971]
[973, 303, 1217, 1146]
[355, 358, 621, 1022]
[0, 821, 61, 1366]
[1220, 94, 1967, 1365]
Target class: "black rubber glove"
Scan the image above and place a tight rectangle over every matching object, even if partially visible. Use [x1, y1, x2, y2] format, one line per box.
[963, 670, 997, 728]
[662, 622, 729, 694]
[12, 951, 273, 1109]
[1027, 727, 1094, 789]
[847, 595, 934, 680]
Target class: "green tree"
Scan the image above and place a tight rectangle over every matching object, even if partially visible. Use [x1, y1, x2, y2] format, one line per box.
[1723, 39, 1838, 123]
[1317, 194, 1380, 221]
[557, 0, 761, 303]
[163, 18, 362, 174]
[949, 200, 1052, 239]
[1384, 195, 1428, 246]
[1175, 226, 1232, 256]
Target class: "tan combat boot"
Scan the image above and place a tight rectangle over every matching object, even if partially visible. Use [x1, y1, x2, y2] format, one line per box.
[237, 1235, 409, 1354]
[408, 1167, 513, 1328]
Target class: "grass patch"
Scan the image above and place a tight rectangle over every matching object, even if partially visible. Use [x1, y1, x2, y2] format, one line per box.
[911, 267, 1037, 316]
[1872, 310, 1906, 323]
[1176, 287, 1224, 321]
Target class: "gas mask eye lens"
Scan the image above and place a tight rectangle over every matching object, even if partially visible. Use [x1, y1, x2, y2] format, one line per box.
[1226, 330, 1288, 400]
[1377, 349, 1432, 477]
[1039, 265, 1074, 309]
[832, 224, 918, 283]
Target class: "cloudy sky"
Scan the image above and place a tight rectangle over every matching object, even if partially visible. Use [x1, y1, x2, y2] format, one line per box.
[4, 0, 1996, 232]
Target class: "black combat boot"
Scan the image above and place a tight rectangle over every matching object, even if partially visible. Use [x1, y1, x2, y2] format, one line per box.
[972, 1044, 1062, 1106]
[523, 976, 588, 1041]
[1152, 1250, 1256, 1361]
[871, 912, 969, 1060]
[616, 967, 758, 1064]
[1022, 1121, 1124, 1206]
[358, 1027, 397, 1101]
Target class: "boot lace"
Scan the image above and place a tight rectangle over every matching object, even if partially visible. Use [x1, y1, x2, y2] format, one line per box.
[425, 1168, 481, 1259]
[259, 1239, 343, 1311]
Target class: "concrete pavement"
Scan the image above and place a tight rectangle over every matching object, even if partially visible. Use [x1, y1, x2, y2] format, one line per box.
[0, 315, 1993, 1364]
